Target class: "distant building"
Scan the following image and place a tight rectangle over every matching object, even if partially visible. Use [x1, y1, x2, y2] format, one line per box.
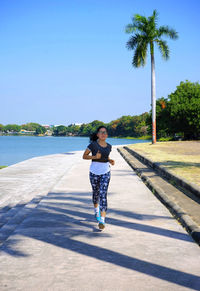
[20, 129, 35, 134]
[72, 123, 83, 126]
[41, 124, 50, 129]
[46, 130, 52, 136]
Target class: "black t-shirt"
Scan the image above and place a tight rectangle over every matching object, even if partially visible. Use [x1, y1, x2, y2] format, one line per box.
[87, 141, 112, 163]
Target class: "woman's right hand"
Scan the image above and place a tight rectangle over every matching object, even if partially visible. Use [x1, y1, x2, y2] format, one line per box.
[94, 150, 101, 159]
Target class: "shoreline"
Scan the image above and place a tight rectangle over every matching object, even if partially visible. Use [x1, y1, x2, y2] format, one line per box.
[0, 134, 151, 140]
[0, 140, 146, 168]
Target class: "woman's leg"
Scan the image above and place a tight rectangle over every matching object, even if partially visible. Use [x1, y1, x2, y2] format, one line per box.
[89, 172, 101, 220]
[89, 172, 100, 204]
[99, 171, 111, 225]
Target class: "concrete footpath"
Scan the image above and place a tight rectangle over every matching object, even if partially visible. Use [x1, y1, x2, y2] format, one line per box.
[0, 147, 200, 291]
[118, 146, 200, 245]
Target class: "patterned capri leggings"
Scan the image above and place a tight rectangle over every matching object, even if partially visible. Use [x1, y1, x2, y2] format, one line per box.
[89, 171, 111, 212]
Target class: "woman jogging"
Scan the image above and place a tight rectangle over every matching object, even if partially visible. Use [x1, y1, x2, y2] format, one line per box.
[83, 126, 115, 230]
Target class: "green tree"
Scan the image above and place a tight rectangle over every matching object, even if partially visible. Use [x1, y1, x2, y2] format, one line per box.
[0, 124, 4, 131]
[53, 125, 67, 136]
[106, 119, 120, 136]
[3, 124, 21, 132]
[132, 113, 149, 137]
[21, 122, 41, 131]
[107, 113, 149, 137]
[114, 116, 134, 136]
[35, 126, 47, 135]
[168, 80, 200, 139]
[66, 124, 81, 135]
[125, 9, 178, 144]
[79, 124, 93, 136]
[79, 120, 105, 136]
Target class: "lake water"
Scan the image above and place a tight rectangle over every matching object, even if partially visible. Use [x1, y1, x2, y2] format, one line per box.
[0, 136, 149, 166]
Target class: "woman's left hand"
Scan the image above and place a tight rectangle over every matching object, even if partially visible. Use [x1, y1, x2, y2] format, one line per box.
[109, 159, 115, 166]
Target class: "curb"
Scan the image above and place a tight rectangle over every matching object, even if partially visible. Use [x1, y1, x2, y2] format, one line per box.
[124, 146, 200, 199]
[117, 147, 200, 246]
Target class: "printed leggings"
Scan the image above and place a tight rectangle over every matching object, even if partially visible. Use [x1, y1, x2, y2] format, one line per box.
[89, 171, 111, 212]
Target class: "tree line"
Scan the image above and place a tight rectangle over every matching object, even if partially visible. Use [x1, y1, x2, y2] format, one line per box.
[53, 80, 200, 140]
[0, 123, 47, 135]
[1, 80, 200, 140]
[53, 112, 149, 138]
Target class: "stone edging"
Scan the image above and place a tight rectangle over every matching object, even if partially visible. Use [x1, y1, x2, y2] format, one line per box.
[117, 147, 200, 246]
[124, 146, 200, 199]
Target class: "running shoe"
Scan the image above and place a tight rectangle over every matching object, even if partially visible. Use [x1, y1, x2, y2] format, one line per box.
[95, 209, 101, 222]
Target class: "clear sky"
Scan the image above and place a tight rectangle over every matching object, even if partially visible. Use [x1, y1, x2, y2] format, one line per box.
[0, 0, 200, 125]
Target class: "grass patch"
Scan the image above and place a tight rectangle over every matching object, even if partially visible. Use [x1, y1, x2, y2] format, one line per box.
[112, 135, 151, 140]
[158, 137, 174, 142]
[0, 166, 7, 169]
[127, 141, 200, 187]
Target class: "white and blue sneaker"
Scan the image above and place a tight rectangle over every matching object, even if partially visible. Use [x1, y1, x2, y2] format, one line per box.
[95, 208, 101, 222]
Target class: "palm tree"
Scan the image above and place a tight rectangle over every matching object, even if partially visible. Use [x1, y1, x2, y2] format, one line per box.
[125, 10, 178, 144]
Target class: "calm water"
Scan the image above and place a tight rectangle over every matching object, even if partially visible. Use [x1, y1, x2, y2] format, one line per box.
[0, 136, 149, 166]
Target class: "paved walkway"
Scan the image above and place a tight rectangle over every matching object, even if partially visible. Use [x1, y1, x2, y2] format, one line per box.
[0, 147, 200, 291]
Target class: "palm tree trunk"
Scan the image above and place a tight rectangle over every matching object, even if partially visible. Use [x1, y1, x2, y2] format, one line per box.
[150, 43, 156, 144]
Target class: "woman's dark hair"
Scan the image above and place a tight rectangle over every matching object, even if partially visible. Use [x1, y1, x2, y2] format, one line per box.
[90, 126, 108, 142]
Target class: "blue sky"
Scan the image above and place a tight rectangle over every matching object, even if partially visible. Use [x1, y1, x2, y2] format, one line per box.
[0, 0, 200, 125]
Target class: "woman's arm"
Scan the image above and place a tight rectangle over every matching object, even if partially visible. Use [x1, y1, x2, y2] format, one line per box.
[82, 148, 101, 160]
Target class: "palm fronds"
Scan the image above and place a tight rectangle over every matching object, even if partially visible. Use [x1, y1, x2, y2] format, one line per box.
[126, 34, 144, 50]
[157, 25, 178, 39]
[156, 39, 170, 60]
[132, 42, 148, 67]
[125, 9, 178, 67]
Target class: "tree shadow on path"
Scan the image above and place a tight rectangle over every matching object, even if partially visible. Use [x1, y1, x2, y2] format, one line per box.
[0, 191, 200, 290]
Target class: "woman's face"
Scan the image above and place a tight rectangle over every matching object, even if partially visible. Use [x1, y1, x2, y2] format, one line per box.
[97, 128, 108, 141]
